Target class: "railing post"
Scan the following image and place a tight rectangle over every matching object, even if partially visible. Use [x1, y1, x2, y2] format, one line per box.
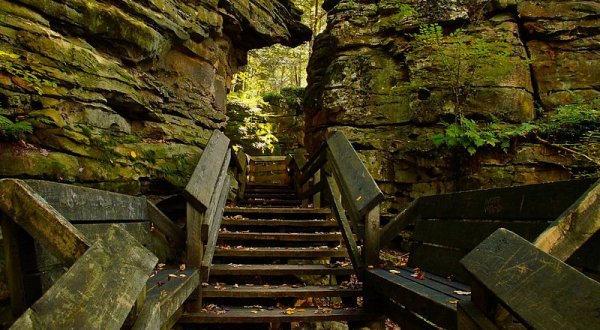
[364, 205, 380, 267]
[313, 170, 321, 208]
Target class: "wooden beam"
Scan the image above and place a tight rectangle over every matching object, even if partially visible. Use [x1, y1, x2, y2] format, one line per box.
[457, 301, 497, 330]
[202, 175, 231, 280]
[186, 204, 204, 269]
[326, 132, 383, 219]
[183, 129, 230, 212]
[380, 200, 420, 248]
[147, 201, 184, 252]
[327, 175, 361, 275]
[534, 179, 600, 260]
[461, 228, 600, 329]
[0, 179, 90, 265]
[364, 205, 380, 267]
[10, 225, 157, 329]
[24, 180, 147, 222]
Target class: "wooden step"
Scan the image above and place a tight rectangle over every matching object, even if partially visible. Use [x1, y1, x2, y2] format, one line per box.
[202, 285, 361, 298]
[179, 307, 379, 324]
[210, 264, 354, 276]
[241, 199, 302, 207]
[214, 247, 348, 258]
[225, 207, 331, 215]
[222, 219, 338, 227]
[244, 193, 299, 200]
[217, 232, 343, 242]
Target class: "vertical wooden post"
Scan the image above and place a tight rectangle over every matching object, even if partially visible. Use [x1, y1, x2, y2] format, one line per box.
[186, 204, 204, 311]
[313, 170, 321, 208]
[364, 205, 380, 267]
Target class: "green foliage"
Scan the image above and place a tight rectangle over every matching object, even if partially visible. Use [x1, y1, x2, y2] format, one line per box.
[0, 50, 57, 95]
[410, 24, 517, 114]
[0, 115, 33, 140]
[387, 3, 418, 25]
[543, 98, 600, 141]
[238, 108, 279, 154]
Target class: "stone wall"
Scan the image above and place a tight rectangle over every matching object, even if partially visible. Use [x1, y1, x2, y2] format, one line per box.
[0, 0, 309, 195]
[305, 0, 599, 216]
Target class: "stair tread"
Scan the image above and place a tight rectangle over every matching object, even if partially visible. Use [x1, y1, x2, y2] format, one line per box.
[179, 307, 378, 323]
[210, 264, 353, 276]
[202, 284, 361, 297]
[214, 247, 348, 257]
[222, 219, 338, 227]
[218, 232, 343, 241]
[244, 194, 299, 199]
[225, 207, 331, 214]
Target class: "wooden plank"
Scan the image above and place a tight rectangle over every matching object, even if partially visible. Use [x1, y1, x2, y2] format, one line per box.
[250, 163, 287, 172]
[418, 178, 596, 220]
[202, 175, 230, 279]
[183, 129, 230, 211]
[133, 267, 199, 330]
[457, 301, 497, 330]
[221, 219, 338, 227]
[251, 156, 287, 162]
[298, 178, 325, 200]
[202, 285, 360, 298]
[377, 299, 439, 330]
[365, 269, 459, 329]
[461, 228, 600, 329]
[224, 207, 331, 215]
[364, 205, 380, 267]
[383, 267, 469, 298]
[10, 225, 157, 330]
[202, 152, 231, 230]
[408, 244, 470, 283]
[0, 179, 90, 265]
[567, 231, 600, 274]
[179, 307, 377, 324]
[186, 204, 204, 269]
[313, 170, 322, 208]
[327, 175, 361, 274]
[299, 151, 326, 186]
[534, 179, 600, 260]
[326, 132, 384, 219]
[214, 247, 348, 258]
[147, 201, 184, 252]
[24, 180, 147, 222]
[210, 264, 354, 276]
[217, 232, 344, 242]
[412, 219, 548, 250]
[380, 200, 420, 248]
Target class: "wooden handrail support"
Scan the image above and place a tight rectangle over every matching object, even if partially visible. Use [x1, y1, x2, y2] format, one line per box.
[183, 129, 231, 308]
[292, 132, 384, 274]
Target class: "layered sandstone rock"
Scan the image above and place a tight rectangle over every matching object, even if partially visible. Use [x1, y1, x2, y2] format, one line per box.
[0, 0, 309, 194]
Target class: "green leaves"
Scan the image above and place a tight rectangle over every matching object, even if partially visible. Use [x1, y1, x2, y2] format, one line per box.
[0, 115, 33, 140]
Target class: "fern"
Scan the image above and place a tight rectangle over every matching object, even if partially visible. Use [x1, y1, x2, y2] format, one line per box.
[0, 115, 33, 140]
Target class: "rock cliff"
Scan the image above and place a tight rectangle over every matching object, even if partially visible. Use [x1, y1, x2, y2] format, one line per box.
[0, 0, 310, 194]
[305, 0, 599, 215]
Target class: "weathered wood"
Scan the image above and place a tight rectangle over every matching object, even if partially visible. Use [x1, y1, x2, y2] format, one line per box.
[133, 267, 199, 330]
[327, 175, 361, 274]
[210, 264, 354, 276]
[457, 301, 497, 330]
[183, 129, 230, 212]
[408, 244, 470, 283]
[365, 269, 460, 329]
[461, 228, 600, 329]
[202, 175, 230, 279]
[233, 149, 248, 200]
[0, 179, 90, 265]
[24, 180, 147, 222]
[299, 151, 327, 186]
[326, 132, 384, 219]
[202, 285, 360, 298]
[568, 231, 600, 275]
[202, 152, 231, 230]
[221, 219, 338, 227]
[217, 232, 345, 242]
[364, 205, 380, 267]
[180, 307, 377, 324]
[214, 247, 348, 258]
[412, 219, 548, 250]
[298, 176, 326, 200]
[418, 178, 596, 220]
[378, 300, 439, 330]
[251, 156, 287, 162]
[186, 204, 204, 268]
[10, 225, 157, 330]
[249, 163, 288, 172]
[534, 179, 600, 260]
[147, 201, 184, 251]
[380, 200, 420, 248]
[225, 207, 331, 215]
[313, 170, 322, 208]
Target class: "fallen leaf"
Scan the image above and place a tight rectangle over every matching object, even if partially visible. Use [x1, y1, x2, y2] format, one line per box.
[449, 299, 459, 304]
[130, 151, 137, 158]
[179, 264, 186, 271]
[453, 290, 471, 295]
[389, 269, 401, 275]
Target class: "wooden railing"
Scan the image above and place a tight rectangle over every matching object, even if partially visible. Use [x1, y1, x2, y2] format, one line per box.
[183, 129, 231, 284]
[290, 132, 384, 274]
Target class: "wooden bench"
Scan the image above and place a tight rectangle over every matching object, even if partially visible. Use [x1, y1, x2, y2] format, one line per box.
[366, 178, 600, 329]
[461, 228, 600, 329]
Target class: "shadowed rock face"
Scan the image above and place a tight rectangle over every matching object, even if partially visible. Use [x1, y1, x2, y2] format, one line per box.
[0, 0, 310, 195]
[305, 0, 599, 216]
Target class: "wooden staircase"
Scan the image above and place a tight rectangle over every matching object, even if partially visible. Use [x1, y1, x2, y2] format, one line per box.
[180, 184, 375, 327]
